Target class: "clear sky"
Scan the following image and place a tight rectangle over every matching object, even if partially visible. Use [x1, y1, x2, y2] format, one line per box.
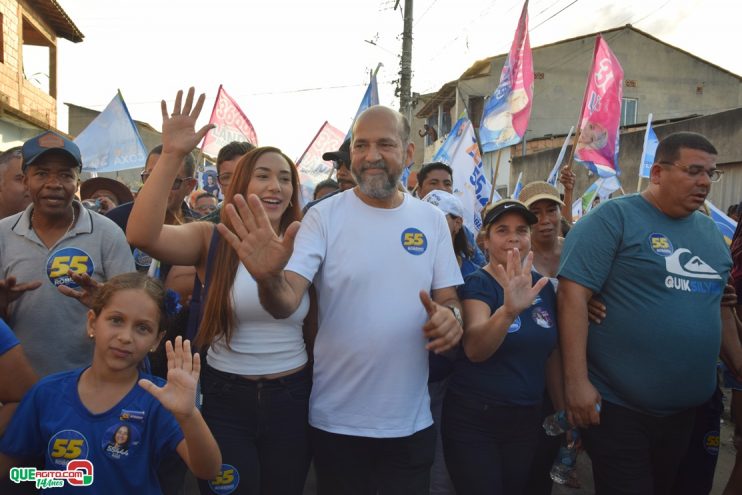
[52, 0, 740, 160]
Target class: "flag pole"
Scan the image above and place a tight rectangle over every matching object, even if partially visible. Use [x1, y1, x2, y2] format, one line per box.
[489, 149, 503, 204]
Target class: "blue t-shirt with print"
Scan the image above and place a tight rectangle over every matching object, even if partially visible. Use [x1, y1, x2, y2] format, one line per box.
[0, 368, 184, 494]
[448, 268, 557, 406]
[559, 194, 732, 416]
[0, 318, 18, 355]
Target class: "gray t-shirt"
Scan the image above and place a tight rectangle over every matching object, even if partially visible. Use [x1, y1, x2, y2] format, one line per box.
[0, 202, 135, 376]
[559, 194, 731, 416]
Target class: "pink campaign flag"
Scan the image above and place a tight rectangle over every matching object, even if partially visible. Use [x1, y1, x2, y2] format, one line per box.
[295, 121, 345, 204]
[479, 0, 533, 153]
[201, 85, 258, 157]
[575, 35, 624, 177]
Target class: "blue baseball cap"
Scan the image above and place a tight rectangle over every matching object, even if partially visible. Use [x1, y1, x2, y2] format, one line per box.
[22, 131, 82, 172]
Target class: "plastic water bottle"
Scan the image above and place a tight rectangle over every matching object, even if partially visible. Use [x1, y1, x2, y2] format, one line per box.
[542, 410, 571, 436]
[550, 428, 580, 485]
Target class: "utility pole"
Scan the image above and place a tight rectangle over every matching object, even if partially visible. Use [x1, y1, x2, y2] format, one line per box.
[398, 0, 413, 120]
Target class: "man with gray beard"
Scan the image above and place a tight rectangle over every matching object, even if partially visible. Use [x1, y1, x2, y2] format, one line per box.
[219, 105, 465, 494]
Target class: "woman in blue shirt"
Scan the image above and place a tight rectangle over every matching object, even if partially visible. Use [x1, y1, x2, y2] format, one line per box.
[442, 200, 560, 495]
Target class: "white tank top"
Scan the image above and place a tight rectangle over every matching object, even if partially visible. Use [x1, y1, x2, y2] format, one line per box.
[207, 264, 310, 375]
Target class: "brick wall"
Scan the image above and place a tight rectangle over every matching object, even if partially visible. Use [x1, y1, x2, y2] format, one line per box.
[0, 0, 57, 128]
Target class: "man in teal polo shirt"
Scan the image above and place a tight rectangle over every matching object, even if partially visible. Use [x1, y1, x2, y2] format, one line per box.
[558, 132, 732, 495]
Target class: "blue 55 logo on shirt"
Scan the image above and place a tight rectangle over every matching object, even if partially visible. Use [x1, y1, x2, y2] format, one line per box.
[46, 247, 95, 288]
[401, 228, 427, 255]
[47, 430, 89, 467]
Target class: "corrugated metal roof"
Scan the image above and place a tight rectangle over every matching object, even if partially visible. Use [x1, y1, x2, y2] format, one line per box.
[27, 0, 84, 43]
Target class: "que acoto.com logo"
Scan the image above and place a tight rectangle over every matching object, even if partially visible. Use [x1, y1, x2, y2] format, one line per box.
[9, 459, 94, 489]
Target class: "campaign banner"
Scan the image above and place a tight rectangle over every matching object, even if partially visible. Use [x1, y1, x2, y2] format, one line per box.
[706, 200, 737, 246]
[546, 126, 574, 186]
[575, 35, 624, 177]
[479, 0, 533, 153]
[345, 71, 380, 139]
[295, 121, 345, 204]
[434, 116, 499, 234]
[639, 113, 659, 179]
[75, 91, 147, 173]
[201, 85, 258, 157]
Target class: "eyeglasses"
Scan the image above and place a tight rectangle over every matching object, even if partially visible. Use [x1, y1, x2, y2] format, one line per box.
[140, 172, 191, 190]
[217, 173, 233, 184]
[659, 161, 723, 182]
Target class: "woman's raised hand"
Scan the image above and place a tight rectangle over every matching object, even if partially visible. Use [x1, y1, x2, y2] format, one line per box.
[494, 248, 549, 317]
[161, 87, 214, 157]
[216, 194, 301, 282]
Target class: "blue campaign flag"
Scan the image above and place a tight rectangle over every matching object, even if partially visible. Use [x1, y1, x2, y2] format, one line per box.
[639, 115, 659, 179]
[546, 126, 574, 186]
[706, 200, 737, 246]
[74, 91, 148, 173]
[512, 172, 523, 199]
[345, 70, 380, 139]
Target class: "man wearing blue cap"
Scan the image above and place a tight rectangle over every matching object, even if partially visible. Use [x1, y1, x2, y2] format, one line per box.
[0, 130, 134, 377]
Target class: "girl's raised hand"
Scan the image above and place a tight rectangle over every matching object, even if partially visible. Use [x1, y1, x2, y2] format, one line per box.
[139, 336, 200, 419]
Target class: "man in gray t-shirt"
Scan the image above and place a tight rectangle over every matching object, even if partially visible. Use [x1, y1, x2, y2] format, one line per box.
[558, 132, 732, 494]
[0, 131, 134, 377]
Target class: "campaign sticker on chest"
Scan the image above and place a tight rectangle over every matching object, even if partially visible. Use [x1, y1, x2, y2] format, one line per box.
[648, 233, 674, 257]
[401, 228, 428, 256]
[101, 422, 142, 460]
[47, 429, 89, 467]
[46, 247, 95, 288]
[532, 307, 553, 328]
[507, 316, 522, 333]
[208, 464, 240, 494]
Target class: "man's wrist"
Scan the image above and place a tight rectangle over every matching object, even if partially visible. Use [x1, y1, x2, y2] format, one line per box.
[446, 304, 464, 328]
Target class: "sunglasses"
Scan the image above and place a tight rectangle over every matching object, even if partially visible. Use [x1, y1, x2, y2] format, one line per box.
[140, 172, 192, 190]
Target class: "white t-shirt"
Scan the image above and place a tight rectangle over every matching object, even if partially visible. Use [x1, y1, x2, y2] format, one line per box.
[286, 190, 463, 438]
[207, 264, 310, 375]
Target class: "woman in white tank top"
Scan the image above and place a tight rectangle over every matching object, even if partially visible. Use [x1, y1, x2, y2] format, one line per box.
[128, 88, 313, 495]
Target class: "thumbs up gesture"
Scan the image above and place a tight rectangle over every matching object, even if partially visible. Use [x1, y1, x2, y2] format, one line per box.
[420, 290, 463, 354]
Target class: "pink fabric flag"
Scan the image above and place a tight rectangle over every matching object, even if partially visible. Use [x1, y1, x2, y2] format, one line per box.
[479, 0, 533, 153]
[575, 35, 624, 177]
[295, 121, 345, 204]
[201, 85, 258, 157]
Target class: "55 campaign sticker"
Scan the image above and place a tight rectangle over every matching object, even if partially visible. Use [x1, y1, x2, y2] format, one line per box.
[46, 247, 95, 288]
[401, 228, 427, 256]
[209, 464, 240, 494]
[47, 430, 89, 467]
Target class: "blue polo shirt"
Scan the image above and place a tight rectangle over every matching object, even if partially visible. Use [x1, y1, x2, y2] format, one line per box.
[0, 318, 19, 355]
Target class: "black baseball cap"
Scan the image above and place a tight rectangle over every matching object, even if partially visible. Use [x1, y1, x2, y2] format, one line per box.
[482, 199, 538, 228]
[322, 139, 350, 167]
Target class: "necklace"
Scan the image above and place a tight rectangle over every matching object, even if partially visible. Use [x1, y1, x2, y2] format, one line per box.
[31, 205, 76, 237]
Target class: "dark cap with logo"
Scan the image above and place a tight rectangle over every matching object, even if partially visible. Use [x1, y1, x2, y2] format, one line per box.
[22, 131, 82, 172]
[482, 199, 538, 228]
[322, 139, 351, 166]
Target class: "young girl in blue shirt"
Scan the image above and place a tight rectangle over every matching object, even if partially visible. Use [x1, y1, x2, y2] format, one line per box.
[0, 272, 221, 493]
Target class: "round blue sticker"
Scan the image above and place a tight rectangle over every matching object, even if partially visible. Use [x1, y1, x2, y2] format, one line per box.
[101, 422, 142, 460]
[46, 247, 95, 288]
[704, 430, 720, 456]
[401, 228, 428, 256]
[209, 464, 240, 494]
[507, 316, 522, 333]
[132, 248, 152, 271]
[47, 430, 89, 467]
[648, 233, 673, 257]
